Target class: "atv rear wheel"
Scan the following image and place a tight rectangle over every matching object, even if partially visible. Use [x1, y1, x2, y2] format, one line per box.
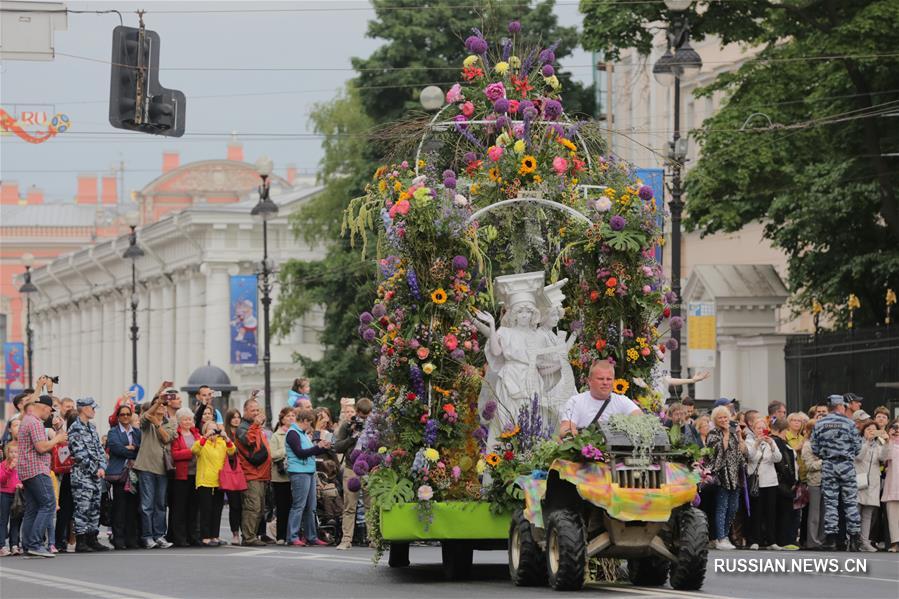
[627, 556, 670, 587]
[509, 509, 547, 586]
[668, 507, 709, 590]
[545, 509, 586, 591]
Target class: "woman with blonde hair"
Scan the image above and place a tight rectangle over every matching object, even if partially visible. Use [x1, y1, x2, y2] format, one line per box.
[705, 405, 747, 550]
[801, 419, 825, 549]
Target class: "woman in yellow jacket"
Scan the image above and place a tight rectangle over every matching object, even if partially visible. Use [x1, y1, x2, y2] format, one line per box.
[192, 421, 236, 547]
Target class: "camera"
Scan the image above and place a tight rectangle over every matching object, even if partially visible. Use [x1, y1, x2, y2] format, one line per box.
[44, 375, 60, 384]
[350, 415, 365, 434]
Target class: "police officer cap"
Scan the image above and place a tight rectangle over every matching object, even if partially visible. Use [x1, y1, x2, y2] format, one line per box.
[76, 397, 98, 409]
[827, 394, 845, 406]
[843, 392, 863, 404]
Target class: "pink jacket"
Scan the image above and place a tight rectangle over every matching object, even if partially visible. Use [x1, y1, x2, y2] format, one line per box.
[881, 442, 899, 502]
[0, 460, 20, 494]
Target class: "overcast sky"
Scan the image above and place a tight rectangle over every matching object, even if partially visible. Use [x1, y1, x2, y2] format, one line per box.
[1, 0, 593, 201]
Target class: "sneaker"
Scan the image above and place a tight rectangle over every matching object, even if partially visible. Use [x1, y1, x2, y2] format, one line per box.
[859, 541, 877, 553]
[289, 539, 307, 547]
[782, 544, 799, 551]
[276, 539, 286, 545]
[767, 544, 783, 551]
[27, 548, 55, 558]
[336, 542, 352, 551]
[155, 538, 173, 549]
[11, 546, 22, 555]
[243, 538, 267, 547]
[749, 543, 759, 550]
[143, 539, 158, 549]
[0, 547, 10, 557]
[308, 539, 329, 547]
[49, 545, 58, 554]
[716, 539, 736, 550]
[232, 534, 241, 546]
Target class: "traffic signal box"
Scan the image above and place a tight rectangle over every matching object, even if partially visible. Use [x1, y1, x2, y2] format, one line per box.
[108, 25, 186, 137]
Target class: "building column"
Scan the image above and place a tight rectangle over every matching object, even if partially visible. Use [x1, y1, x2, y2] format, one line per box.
[110, 294, 125, 400]
[173, 271, 191, 386]
[139, 283, 150, 392]
[89, 299, 102, 401]
[203, 265, 230, 370]
[717, 335, 740, 407]
[147, 283, 163, 387]
[99, 297, 114, 412]
[159, 281, 175, 380]
[188, 271, 205, 372]
[71, 303, 85, 396]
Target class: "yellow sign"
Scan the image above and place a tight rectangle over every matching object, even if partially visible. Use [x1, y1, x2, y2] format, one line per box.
[687, 302, 716, 368]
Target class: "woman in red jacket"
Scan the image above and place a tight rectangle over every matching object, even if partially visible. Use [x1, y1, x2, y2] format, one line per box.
[170, 408, 201, 547]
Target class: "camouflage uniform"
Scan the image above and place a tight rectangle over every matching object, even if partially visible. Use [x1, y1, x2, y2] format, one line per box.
[68, 416, 108, 535]
[810, 410, 861, 536]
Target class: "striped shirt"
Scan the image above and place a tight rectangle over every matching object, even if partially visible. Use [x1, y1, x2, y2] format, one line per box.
[17, 414, 52, 481]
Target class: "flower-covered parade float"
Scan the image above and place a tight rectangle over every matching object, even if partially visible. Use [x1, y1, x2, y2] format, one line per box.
[343, 22, 706, 590]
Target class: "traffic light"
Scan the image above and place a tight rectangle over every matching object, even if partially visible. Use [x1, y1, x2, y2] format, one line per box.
[108, 25, 185, 137]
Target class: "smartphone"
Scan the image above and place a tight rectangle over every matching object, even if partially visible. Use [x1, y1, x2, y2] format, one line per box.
[312, 431, 321, 442]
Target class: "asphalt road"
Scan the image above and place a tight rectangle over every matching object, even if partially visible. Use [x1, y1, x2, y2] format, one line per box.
[2, 543, 897, 599]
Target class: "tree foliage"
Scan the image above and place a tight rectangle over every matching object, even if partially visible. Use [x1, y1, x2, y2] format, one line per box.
[276, 0, 594, 402]
[579, 0, 899, 326]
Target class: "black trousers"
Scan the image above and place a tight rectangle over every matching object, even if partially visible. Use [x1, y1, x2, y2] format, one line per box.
[775, 491, 797, 547]
[227, 490, 242, 535]
[54, 473, 74, 547]
[748, 486, 777, 547]
[273, 481, 292, 542]
[171, 476, 199, 545]
[111, 482, 141, 547]
[197, 487, 225, 540]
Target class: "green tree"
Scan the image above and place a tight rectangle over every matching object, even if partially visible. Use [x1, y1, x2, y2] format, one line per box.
[276, 0, 597, 404]
[580, 0, 899, 326]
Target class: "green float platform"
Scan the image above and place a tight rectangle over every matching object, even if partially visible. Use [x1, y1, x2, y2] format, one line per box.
[380, 501, 511, 541]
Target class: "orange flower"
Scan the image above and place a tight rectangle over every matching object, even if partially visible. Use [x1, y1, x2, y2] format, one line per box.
[605, 277, 618, 288]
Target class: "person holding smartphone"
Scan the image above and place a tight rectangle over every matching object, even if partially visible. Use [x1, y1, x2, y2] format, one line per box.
[284, 408, 331, 546]
[132, 381, 175, 549]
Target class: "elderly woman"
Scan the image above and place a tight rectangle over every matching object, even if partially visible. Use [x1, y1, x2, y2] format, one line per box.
[170, 407, 201, 547]
[800, 419, 825, 549]
[745, 417, 782, 550]
[106, 403, 141, 549]
[705, 406, 747, 550]
[882, 420, 899, 552]
[854, 419, 889, 552]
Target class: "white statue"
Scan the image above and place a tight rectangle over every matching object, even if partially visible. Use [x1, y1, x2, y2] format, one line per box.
[535, 279, 578, 431]
[473, 272, 546, 445]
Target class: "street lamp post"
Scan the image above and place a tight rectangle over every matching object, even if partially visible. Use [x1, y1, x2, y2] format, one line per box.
[251, 155, 278, 426]
[19, 253, 38, 389]
[123, 212, 145, 387]
[652, 1, 702, 396]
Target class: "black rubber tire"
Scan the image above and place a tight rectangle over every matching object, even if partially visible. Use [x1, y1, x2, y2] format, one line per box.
[668, 507, 709, 591]
[627, 556, 670, 587]
[508, 509, 548, 586]
[545, 509, 586, 591]
[441, 541, 474, 580]
[387, 542, 410, 568]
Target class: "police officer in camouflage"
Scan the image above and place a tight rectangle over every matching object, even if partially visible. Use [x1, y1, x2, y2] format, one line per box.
[68, 397, 110, 552]
[810, 394, 862, 551]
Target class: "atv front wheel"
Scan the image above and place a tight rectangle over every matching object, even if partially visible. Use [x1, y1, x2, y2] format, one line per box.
[627, 556, 670, 587]
[668, 507, 709, 590]
[509, 509, 547, 586]
[545, 509, 586, 591]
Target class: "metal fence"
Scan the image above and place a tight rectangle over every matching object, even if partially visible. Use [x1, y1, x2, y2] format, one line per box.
[784, 326, 899, 415]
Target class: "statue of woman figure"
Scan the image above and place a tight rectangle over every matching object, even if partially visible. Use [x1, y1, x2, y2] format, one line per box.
[535, 280, 578, 430]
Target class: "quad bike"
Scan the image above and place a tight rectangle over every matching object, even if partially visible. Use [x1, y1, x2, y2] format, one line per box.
[509, 423, 707, 591]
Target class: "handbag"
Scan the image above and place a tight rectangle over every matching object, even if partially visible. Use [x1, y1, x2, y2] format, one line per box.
[10, 487, 25, 519]
[793, 482, 810, 509]
[163, 445, 176, 473]
[856, 445, 875, 491]
[219, 454, 248, 492]
[105, 459, 133, 483]
[747, 444, 764, 498]
[51, 443, 74, 475]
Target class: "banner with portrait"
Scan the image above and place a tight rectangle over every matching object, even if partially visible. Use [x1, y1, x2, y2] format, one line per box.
[229, 275, 258, 365]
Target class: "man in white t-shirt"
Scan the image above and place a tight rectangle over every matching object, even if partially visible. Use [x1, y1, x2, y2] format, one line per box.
[559, 360, 641, 436]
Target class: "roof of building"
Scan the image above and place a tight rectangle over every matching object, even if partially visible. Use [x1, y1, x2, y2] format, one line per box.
[687, 264, 789, 300]
[1, 204, 119, 227]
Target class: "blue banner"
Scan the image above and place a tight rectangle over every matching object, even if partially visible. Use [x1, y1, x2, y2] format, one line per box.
[635, 168, 665, 265]
[4, 342, 25, 418]
[230, 275, 258, 365]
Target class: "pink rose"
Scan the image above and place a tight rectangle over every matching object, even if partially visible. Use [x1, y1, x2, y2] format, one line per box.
[461, 101, 475, 117]
[640, 346, 652, 357]
[443, 334, 459, 351]
[487, 145, 504, 162]
[417, 347, 430, 360]
[552, 156, 568, 175]
[484, 82, 506, 102]
[394, 199, 410, 215]
[446, 83, 463, 104]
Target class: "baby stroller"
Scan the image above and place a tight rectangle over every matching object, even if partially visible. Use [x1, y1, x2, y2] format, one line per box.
[315, 458, 343, 545]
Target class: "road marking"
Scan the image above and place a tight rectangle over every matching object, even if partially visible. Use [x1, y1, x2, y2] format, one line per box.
[817, 573, 899, 583]
[590, 583, 739, 599]
[0, 568, 180, 599]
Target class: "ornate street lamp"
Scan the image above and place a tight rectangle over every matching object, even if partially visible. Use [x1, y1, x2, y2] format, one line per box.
[123, 211, 144, 386]
[654, 0, 702, 397]
[251, 155, 277, 425]
[19, 253, 38, 389]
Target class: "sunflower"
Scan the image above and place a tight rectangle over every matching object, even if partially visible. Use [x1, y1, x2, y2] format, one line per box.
[613, 379, 630, 394]
[499, 424, 521, 439]
[488, 167, 501, 182]
[431, 288, 448, 304]
[485, 453, 501, 467]
[558, 137, 577, 152]
[519, 155, 537, 175]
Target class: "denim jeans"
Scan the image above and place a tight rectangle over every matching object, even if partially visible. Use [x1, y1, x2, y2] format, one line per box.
[714, 486, 740, 541]
[1, 491, 22, 548]
[287, 472, 317, 543]
[137, 471, 168, 541]
[21, 474, 56, 552]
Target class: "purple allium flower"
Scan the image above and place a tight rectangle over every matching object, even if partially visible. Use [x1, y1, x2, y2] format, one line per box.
[610, 215, 627, 231]
[539, 49, 555, 64]
[481, 400, 497, 421]
[508, 20, 521, 34]
[359, 312, 373, 325]
[523, 106, 538, 120]
[495, 115, 509, 129]
[450, 348, 465, 361]
[453, 113, 469, 130]
[570, 320, 584, 332]
[666, 338, 680, 351]
[665, 290, 678, 304]
[346, 477, 362, 493]
[372, 303, 387, 318]
[444, 176, 457, 189]
[442, 169, 455, 180]
[349, 449, 361, 464]
[543, 99, 563, 120]
[424, 419, 438, 445]
[366, 453, 382, 468]
[493, 97, 510, 114]
[542, 64, 555, 77]
[464, 151, 478, 163]
[362, 328, 376, 342]
[670, 316, 684, 330]
[638, 185, 654, 201]
[465, 35, 488, 55]
[352, 459, 370, 476]
[472, 425, 488, 441]
[452, 255, 468, 270]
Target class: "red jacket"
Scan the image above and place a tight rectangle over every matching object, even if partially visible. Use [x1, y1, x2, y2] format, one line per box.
[170, 427, 201, 481]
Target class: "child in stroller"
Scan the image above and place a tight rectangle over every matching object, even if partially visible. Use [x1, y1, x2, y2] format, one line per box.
[315, 458, 343, 544]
